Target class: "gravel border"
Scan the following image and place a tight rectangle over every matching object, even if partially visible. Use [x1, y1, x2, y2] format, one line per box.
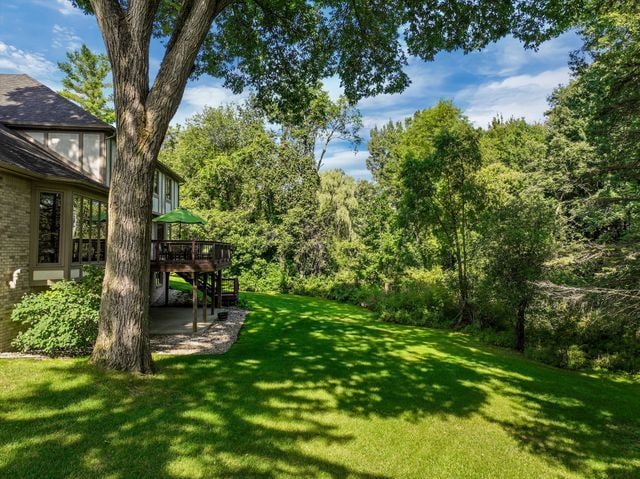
[150, 307, 248, 355]
[0, 352, 50, 360]
[0, 307, 248, 359]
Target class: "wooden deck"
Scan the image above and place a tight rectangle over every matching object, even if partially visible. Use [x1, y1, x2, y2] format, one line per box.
[151, 240, 236, 331]
[150, 240, 232, 272]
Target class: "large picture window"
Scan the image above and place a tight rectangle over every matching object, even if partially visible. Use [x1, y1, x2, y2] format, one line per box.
[38, 192, 62, 264]
[72, 194, 107, 263]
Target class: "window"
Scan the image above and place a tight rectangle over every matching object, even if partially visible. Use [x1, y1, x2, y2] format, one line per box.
[48, 132, 80, 164]
[83, 133, 102, 178]
[72, 195, 82, 262]
[153, 170, 159, 196]
[165, 176, 172, 203]
[72, 194, 107, 263]
[25, 131, 45, 144]
[38, 192, 62, 264]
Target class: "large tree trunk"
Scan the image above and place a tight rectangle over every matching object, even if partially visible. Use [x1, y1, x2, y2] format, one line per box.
[89, 0, 225, 372]
[92, 132, 157, 372]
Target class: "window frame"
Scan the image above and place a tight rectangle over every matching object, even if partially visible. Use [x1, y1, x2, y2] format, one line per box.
[36, 190, 64, 266]
[71, 193, 108, 265]
[153, 170, 160, 196]
[164, 175, 172, 203]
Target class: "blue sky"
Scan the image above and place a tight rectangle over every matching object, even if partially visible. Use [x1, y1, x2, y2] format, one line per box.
[0, 0, 582, 179]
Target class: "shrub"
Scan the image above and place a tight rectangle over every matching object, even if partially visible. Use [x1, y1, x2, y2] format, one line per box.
[289, 275, 379, 308]
[11, 267, 103, 356]
[239, 260, 286, 292]
[566, 345, 588, 370]
[464, 325, 515, 349]
[525, 299, 640, 372]
[377, 268, 457, 327]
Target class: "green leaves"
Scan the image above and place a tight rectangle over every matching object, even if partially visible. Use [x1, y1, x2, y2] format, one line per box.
[11, 268, 104, 356]
[77, 1, 581, 112]
[57, 44, 115, 124]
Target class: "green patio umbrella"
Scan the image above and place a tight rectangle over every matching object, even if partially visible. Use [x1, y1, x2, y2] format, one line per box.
[153, 207, 206, 225]
[153, 207, 206, 239]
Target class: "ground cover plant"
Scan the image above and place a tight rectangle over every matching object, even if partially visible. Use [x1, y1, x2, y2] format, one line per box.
[1, 293, 638, 478]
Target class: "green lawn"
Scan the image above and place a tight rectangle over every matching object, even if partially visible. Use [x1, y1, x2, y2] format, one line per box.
[1, 293, 639, 478]
[169, 273, 203, 299]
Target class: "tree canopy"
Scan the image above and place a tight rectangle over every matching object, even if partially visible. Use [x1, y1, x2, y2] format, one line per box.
[74, 0, 581, 111]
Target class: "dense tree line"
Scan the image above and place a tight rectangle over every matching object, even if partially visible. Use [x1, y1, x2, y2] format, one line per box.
[160, 7, 639, 372]
[72, 0, 578, 373]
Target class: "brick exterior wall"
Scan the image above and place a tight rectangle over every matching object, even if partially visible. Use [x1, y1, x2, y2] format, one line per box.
[0, 172, 32, 350]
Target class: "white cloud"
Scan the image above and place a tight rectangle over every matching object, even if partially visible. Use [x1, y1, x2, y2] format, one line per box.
[0, 41, 56, 77]
[52, 24, 82, 51]
[320, 147, 372, 180]
[55, 0, 79, 15]
[171, 84, 248, 125]
[182, 85, 246, 108]
[455, 67, 570, 127]
[321, 149, 361, 169]
[29, 0, 80, 15]
[321, 76, 344, 101]
[358, 64, 449, 111]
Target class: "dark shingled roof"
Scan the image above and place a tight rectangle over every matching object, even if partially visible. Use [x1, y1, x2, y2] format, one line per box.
[0, 123, 106, 189]
[0, 74, 113, 130]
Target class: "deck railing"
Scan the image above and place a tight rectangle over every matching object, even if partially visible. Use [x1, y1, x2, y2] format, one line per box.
[151, 240, 232, 265]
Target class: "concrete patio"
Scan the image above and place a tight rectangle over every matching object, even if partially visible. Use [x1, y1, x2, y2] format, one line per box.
[150, 307, 230, 334]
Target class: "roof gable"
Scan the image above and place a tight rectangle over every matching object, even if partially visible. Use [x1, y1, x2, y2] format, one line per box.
[0, 123, 106, 190]
[0, 74, 113, 130]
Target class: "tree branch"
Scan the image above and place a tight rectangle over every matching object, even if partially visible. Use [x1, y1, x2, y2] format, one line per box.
[127, 0, 162, 51]
[89, 0, 128, 63]
[164, 0, 196, 54]
[147, 0, 231, 129]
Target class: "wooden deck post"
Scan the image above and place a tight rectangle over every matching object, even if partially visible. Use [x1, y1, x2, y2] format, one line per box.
[164, 272, 169, 306]
[192, 272, 198, 332]
[202, 272, 208, 322]
[211, 273, 216, 316]
[216, 270, 223, 308]
[234, 277, 239, 304]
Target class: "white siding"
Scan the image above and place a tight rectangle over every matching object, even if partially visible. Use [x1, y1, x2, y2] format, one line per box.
[83, 133, 102, 179]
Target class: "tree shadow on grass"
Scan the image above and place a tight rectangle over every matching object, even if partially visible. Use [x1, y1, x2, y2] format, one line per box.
[0, 292, 638, 478]
[407, 323, 640, 478]
[0, 294, 488, 478]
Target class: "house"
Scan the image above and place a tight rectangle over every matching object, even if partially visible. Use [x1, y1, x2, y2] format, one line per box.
[0, 74, 230, 350]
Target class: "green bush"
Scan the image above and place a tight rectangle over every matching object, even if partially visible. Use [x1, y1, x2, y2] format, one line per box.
[239, 260, 287, 292]
[11, 267, 103, 356]
[463, 325, 515, 349]
[289, 275, 379, 308]
[566, 345, 588, 370]
[290, 267, 457, 328]
[376, 268, 457, 327]
[525, 300, 640, 372]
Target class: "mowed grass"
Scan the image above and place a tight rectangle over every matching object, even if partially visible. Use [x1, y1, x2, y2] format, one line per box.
[1, 293, 639, 478]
